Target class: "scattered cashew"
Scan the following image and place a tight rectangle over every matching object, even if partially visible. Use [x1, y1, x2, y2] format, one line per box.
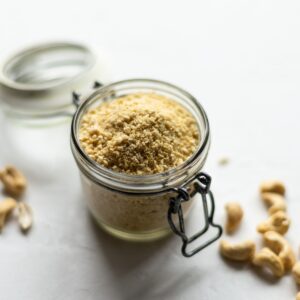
[263, 231, 295, 272]
[219, 240, 256, 262]
[17, 202, 33, 232]
[225, 202, 244, 234]
[0, 166, 27, 197]
[218, 157, 230, 166]
[297, 292, 300, 300]
[257, 211, 290, 235]
[252, 247, 285, 277]
[261, 192, 286, 215]
[0, 198, 17, 231]
[292, 262, 300, 285]
[260, 180, 285, 196]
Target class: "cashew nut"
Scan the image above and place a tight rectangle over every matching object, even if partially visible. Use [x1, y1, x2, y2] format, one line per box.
[263, 231, 295, 272]
[17, 202, 33, 232]
[225, 202, 243, 234]
[297, 292, 300, 300]
[0, 166, 27, 197]
[252, 247, 284, 277]
[0, 198, 17, 231]
[260, 180, 285, 196]
[257, 211, 290, 235]
[219, 240, 256, 261]
[261, 192, 286, 215]
[292, 262, 300, 285]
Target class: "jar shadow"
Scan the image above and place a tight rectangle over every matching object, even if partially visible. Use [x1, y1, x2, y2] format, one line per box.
[87, 213, 204, 300]
[87, 213, 172, 268]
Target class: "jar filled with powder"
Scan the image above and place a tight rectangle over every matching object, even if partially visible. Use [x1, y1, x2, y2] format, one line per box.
[71, 79, 222, 257]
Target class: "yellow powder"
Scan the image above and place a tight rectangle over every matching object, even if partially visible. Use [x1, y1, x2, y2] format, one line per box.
[79, 93, 199, 175]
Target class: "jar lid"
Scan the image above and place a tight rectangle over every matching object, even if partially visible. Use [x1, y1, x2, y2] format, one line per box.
[0, 42, 111, 121]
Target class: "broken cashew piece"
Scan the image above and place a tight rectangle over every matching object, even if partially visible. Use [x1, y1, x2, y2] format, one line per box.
[257, 211, 290, 235]
[292, 262, 300, 285]
[219, 240, 256, 262]
[17, 202, 33, 232]
[260, 180, 285, 196]
[263, 231, 295, 272]
[252, 247, 284, 277]
[261, 192, 286, 215]
[0, 198, 17, 231]
[0, 166, 27, 197]
[218, 157, 230, 166]
[225, 202, 244, 234]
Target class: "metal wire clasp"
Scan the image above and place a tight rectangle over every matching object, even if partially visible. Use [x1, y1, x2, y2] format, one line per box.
[72, 81, 104, 108]
[168, 172, 223, 257]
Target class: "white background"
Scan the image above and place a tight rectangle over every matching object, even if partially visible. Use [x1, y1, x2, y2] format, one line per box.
[1, 1, 300, 299]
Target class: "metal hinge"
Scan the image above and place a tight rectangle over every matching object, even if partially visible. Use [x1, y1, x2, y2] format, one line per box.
[168, 172, 223, 257]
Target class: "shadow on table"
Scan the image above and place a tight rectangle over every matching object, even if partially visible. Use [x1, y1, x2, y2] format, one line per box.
[221, 255, 280, 285]
[88, 213, 170, 268]
[87, 214, 202, 300]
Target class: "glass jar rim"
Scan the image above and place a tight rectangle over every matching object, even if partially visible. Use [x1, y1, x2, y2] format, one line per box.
[0, 41, 112, 122]
[71, 78, 210, 193]
[0, 41, 96, 92]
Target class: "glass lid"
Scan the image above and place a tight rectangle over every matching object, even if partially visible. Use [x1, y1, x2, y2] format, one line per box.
[0, 42, 111, 121]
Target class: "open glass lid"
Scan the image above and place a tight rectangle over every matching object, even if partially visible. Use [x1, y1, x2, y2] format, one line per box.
[0, 42, 111, 121]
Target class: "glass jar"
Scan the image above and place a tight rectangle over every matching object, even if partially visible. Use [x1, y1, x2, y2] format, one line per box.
[70, 79, 222, 257]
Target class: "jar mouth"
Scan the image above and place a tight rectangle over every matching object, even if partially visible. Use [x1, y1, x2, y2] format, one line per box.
[71, 79, 210, 193]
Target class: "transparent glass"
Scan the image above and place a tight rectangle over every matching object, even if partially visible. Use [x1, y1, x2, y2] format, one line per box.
[71, 79, 211, 241]
[0, 42, 103, 123]
[1, 43, 94, 89]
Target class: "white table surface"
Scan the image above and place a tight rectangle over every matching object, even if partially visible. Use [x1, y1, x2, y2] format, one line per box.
[1, 1, 300, 299]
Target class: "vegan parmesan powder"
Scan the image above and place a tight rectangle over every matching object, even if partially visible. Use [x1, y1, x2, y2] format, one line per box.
[79, 93, 200, 175]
